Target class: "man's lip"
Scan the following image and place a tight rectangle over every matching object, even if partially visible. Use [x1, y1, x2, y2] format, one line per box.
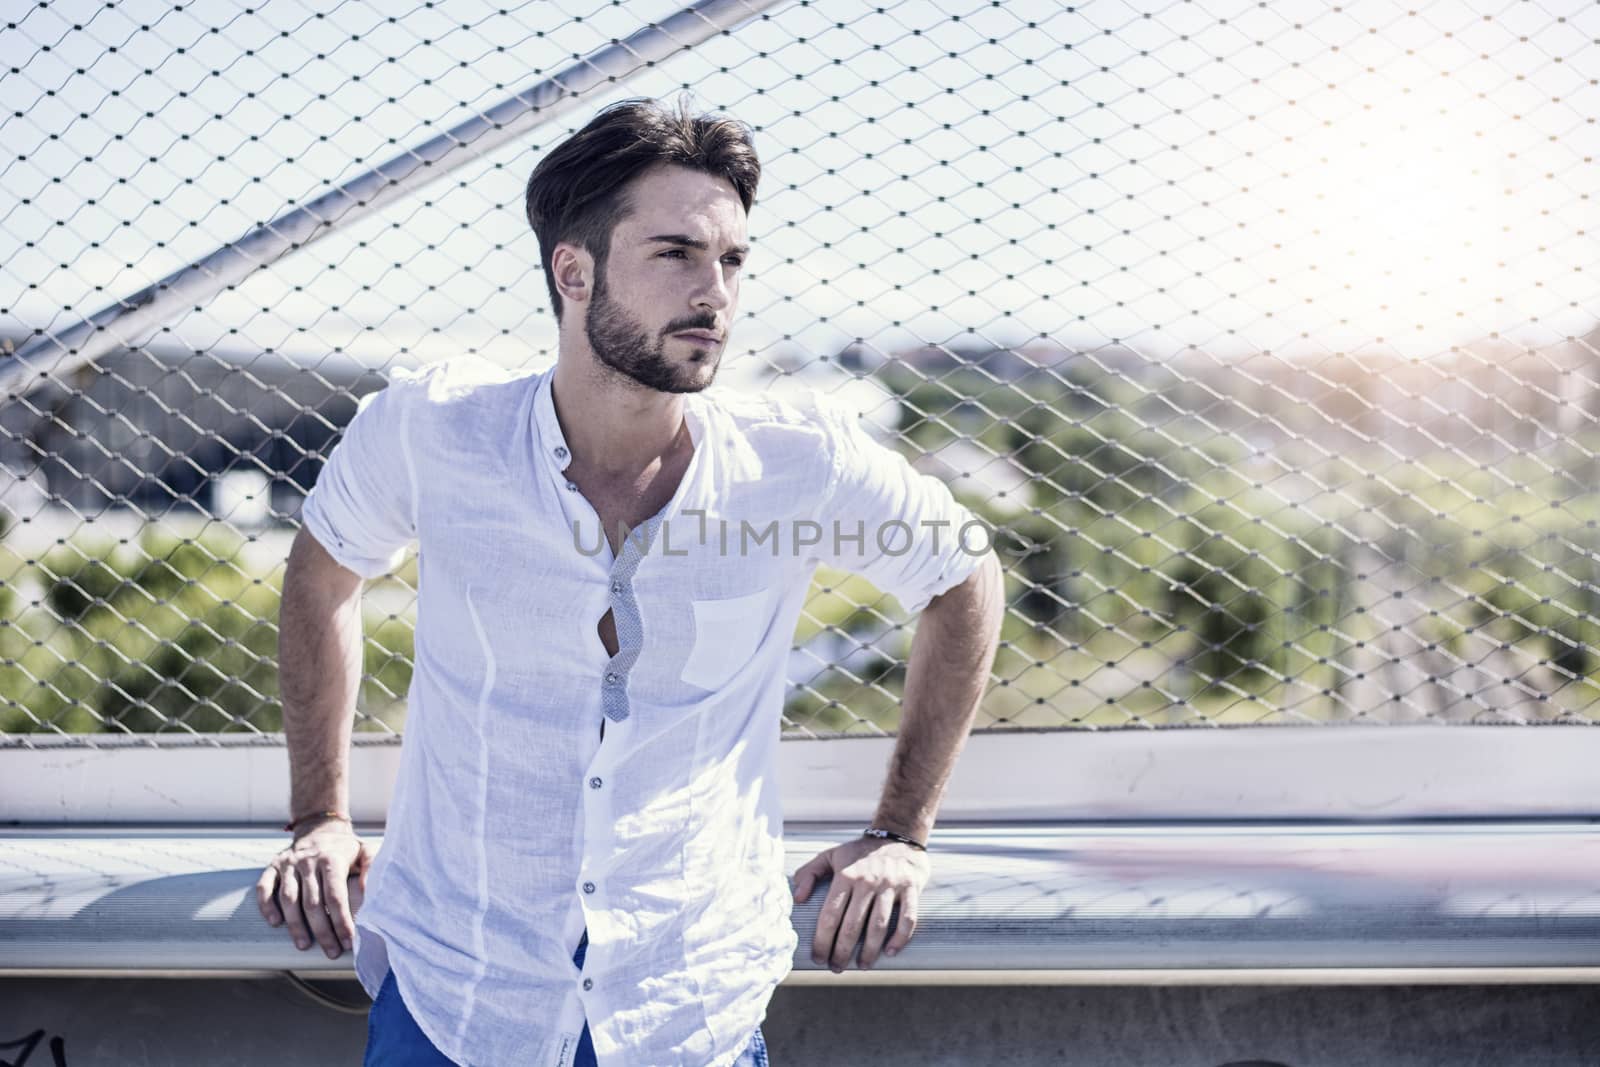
[675, 331, 721, 343]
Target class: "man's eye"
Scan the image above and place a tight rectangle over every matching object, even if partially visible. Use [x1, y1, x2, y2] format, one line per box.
[660, 249, 687, 259]
[724, 258, 745, 268]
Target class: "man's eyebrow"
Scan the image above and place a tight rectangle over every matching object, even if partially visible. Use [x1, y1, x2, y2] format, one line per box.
[644, 234, 751, 257]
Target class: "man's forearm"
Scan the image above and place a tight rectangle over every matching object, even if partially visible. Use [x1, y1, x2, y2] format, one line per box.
[279, 534, 367, 823]
[872, 551, 1005, 842]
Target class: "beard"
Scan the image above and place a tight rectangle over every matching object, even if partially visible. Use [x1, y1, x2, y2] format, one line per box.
[584, 270, 720, 394]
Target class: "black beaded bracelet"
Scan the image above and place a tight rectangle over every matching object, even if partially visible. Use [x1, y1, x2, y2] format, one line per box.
[861, 826, 928, 851]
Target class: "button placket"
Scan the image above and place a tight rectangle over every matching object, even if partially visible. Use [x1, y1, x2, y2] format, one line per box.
[598, 523, 651, 725]
[576, 516, 659, 1010]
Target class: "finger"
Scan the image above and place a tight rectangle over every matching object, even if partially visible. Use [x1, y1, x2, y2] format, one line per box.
[831, 886, 877, 972]
[885, 881, 921, 957]
[277, 865, 311, 951]
[857, 888, 899, 969]
[256, 865, 283, 926]
[792, 854, 829, 903]
[321, 865, 356, 954]
[348, 868, 366, 918]
[298, 858, 341, 958]
[811, 880, 851, 966]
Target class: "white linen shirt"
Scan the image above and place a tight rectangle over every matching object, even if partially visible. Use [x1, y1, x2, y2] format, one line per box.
[299, 356, 985, 1067]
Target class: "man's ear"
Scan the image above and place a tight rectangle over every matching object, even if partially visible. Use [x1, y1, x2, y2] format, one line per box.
[551, 242, 594, 310]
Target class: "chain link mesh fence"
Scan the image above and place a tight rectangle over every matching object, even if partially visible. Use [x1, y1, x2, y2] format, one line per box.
[1, 0, 1597, 745]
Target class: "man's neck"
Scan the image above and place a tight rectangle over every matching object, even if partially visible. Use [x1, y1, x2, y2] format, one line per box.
[549, 352, 690, 481]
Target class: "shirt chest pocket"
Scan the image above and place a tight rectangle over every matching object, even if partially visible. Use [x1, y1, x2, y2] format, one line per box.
[680, 587, 775, 691]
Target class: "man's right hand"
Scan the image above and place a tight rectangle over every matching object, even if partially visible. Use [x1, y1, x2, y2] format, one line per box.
[256, 820, 374, 960]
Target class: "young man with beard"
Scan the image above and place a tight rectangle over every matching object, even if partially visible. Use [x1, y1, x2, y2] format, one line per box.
[257, 97, 1004, 1067]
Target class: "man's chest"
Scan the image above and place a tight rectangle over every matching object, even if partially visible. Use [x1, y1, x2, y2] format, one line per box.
[569, 484, 653, 659]
[582, 481, 680, 558]
[566, 443, 693, 555]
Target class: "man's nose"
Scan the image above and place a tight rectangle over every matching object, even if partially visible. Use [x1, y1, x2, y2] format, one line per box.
[693, 265, 733, 312]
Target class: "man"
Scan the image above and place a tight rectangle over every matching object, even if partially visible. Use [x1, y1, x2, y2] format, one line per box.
[257, 97, 1004, 1067]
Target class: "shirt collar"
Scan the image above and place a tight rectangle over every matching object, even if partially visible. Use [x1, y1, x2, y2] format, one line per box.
[533, 366, 574, 473]
[533, 365, 709, 477]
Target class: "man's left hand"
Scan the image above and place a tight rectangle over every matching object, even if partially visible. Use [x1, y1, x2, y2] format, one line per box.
[792, 837, 931, 972]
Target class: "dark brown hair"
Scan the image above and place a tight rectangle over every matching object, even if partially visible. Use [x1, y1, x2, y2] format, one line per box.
[523, 97, 761, 322]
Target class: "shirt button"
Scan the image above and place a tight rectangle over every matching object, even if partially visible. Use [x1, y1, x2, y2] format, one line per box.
[610, 580, 623, 594]
[566, 481, 578, 492]
[583, 881, 596, 894]
[604, 672, 620, 686]
[554, 445, 568, 460]
[589, 776, 603, 789]
[582, 978, 594, 991]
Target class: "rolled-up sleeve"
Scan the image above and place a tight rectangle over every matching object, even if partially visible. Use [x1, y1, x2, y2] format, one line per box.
[809, 400, 988, 615]
[299, 372, 420, 579]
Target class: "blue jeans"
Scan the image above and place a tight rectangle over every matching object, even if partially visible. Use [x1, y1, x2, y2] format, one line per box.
[363, 931, 770, 1065]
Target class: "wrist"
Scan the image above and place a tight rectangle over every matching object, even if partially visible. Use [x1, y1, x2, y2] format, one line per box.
[861, 825, 928, 851]
[285, 809, 352, 836]
[868, 813, 931, 844]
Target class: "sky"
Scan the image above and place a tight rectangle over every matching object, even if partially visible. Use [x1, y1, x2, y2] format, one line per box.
[1, 0, 1595, 398]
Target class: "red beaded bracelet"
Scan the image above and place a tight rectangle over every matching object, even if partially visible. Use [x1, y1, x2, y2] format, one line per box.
[283, 810, 352, 833]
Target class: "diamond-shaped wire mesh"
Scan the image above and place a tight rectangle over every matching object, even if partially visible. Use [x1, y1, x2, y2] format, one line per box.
[1, 0, 1597, 747]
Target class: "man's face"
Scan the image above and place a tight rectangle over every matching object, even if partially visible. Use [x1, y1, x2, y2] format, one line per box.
[582, 163, 748, 394]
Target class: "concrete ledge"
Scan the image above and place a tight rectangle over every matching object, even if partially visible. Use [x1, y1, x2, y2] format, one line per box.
[5, 821, 1600, 980]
